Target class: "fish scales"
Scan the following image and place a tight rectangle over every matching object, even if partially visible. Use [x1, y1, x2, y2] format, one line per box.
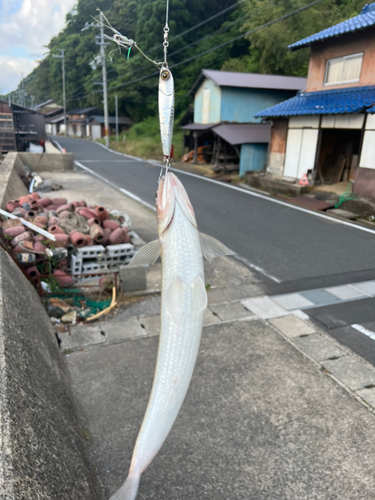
[109, 175, 231, 500]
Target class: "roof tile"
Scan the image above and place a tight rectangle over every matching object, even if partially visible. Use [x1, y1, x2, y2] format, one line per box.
[255, 85, 375, 118]
[289, 3, 375, 50]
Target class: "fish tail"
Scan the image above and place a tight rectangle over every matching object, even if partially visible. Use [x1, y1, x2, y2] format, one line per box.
[109, 473, 140, 500]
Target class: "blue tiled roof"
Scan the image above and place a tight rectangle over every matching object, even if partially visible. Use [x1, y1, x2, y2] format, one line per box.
[289, 3, 375, 50]
[254, 85, 375, 118]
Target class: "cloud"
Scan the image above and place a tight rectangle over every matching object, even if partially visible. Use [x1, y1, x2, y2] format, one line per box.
[0, 56, 37, 96]
[0, 0, 77, 93]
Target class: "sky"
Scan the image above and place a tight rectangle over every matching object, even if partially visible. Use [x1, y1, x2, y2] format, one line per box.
[0, 0, 76, 95]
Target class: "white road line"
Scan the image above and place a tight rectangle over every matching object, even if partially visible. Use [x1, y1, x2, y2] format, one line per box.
[231, 252, 281, 283]
[78, 159, 135, 163]
[93, 140, 143, 162]
[74, 161, 155, 211]
[352, 324, 375, 340]
[55, 138, 375, 235]
[169, 169, 375, 235]
[75, 159, 280, 282]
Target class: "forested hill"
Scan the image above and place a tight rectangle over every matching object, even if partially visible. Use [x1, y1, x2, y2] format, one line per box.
[18, 0, 366, 122]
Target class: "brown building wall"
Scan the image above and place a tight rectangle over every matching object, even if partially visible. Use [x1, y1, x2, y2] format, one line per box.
[267, 118, 288, 176]
[306, 30, 375, 92]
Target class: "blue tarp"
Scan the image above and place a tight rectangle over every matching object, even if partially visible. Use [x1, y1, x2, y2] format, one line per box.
[255, 85, 375, 118]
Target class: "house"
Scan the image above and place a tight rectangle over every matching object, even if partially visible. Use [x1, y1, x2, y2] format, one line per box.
[0, 100, 46, 153]
[255, 3, 375, 199]
[182, 69, 306, 175]
[67, 107, 103, 137]
[88, 115, 133, 140]
[65, 107, 133, 139]
[34, 99, 62, 114]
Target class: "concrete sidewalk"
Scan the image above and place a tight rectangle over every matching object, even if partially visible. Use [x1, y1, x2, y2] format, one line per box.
[42, 169, 375, 499]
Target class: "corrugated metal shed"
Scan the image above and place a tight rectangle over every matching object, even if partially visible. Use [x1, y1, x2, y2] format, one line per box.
[255, 85, 375, 118]
[189, 69, 306, 94]
[289, 3, 375, 51]
[213, 123, 270, 145]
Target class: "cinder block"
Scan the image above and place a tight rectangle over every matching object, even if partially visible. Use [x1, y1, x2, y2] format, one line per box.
[120, 265, 147, 292]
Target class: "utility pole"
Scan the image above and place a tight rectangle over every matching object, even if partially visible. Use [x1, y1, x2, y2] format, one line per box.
[83, 12, 110, 147]
[53, 49, 67, 137]
[115, 94, 118, 142]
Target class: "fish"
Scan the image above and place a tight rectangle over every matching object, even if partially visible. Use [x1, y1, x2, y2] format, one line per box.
[109, 172, 231, 500]
[158, 67, 174, 158]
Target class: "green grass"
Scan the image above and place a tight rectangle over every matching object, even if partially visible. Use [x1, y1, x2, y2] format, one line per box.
[98, 116, 183, 161]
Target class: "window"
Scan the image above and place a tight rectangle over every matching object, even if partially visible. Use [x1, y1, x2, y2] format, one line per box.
[324, 53, 363, 85]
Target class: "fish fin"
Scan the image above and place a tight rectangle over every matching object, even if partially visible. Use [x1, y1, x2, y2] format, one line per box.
[128, 240, 160, 267]
[109, 473, 140, 500]
[165, 277, 184, 323]
[199, 232, 233, 262]
[191, 276, 208, 317]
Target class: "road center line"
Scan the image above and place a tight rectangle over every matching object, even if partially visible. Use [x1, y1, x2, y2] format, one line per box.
[170, 169, 375, 235]
[56, 138, 375, 235]
[74, 161, 156, 211]
[74, 159, 281, 283]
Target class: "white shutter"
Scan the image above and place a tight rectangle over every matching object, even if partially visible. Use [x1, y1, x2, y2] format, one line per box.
[283, 128, 318, 179]
[297, 129, 318, 178]
[283, 129, 302, 178]
[360, 131, 375, 169]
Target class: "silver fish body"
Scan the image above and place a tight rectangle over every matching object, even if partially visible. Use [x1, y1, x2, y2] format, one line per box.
[110, 173, 231, 500]
[158, 68, 174, 158]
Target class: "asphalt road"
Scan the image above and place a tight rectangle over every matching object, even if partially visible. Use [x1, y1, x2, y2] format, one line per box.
[53, 136, 375, 284]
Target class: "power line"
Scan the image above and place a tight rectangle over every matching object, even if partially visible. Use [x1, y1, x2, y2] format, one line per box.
[105, 0, 328, 93]
[146, 0, 248, 54]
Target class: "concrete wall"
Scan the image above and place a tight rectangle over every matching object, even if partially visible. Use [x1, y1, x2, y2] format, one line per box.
[306, 30, 375, 92]
[0, 151, 102, 498]
[17, 152, 74, 172]
[0, 248, 102, 499]
[0, 152, 29, 209]
[239, 143, 268, 176]
[221, 88, 297, 124]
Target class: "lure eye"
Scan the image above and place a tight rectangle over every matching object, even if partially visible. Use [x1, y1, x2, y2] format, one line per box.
[161, 70, 170, 81]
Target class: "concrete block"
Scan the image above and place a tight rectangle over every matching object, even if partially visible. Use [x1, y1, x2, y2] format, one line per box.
[120, 265, 147, 292]
[59, 325, 106, 351]
[101, 316, 145, 343]
[326, 208, 359, 220]
[322, 356, 375, 391]
[203, 308, 221, 326]
[138, 314, 160, 337]
[272, 292, 315, 310]
[293, 333, 344, 362]
[270, 314, 315, 338]
[241, 296, 288, 319]
[207, 284, 263, 305]
[352, 281, 375, 296]
[325, 284, 368, 300]
[17, 152, 74, 171]
[209, 301, 254, 322]
[356, 387, 375, 408]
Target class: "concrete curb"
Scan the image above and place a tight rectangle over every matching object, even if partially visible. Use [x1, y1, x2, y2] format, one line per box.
[0, 153, 102, 499]
[267, 313, 375, 413]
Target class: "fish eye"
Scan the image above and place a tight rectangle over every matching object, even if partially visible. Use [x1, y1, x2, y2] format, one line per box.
[161, 70, 170, 81]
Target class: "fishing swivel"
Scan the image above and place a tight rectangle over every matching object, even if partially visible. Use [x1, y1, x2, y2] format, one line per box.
[163, 25, 169, 67]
